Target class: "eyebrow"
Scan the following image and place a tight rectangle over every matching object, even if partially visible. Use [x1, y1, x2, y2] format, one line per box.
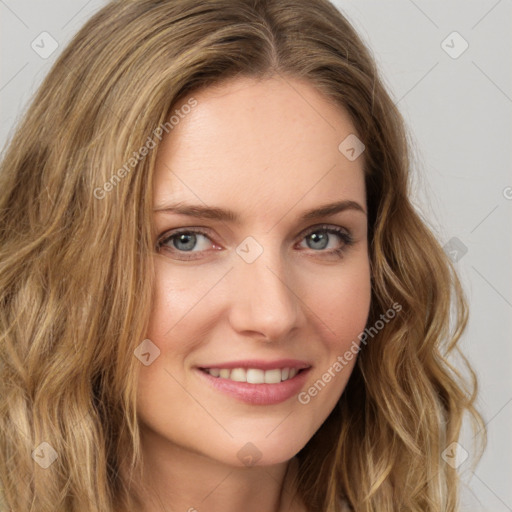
[153, 199, 366, 222]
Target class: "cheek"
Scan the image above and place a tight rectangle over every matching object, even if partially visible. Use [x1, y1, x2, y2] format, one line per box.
[309, 258, 372, 348]
[297, 270, 370, 418]
[144, 261, 227, 348]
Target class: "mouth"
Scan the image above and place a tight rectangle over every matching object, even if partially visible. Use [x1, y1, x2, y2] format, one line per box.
[195, 359, 312, 405]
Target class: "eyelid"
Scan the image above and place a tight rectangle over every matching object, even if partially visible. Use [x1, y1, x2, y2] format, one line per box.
[298, 223, 350, 237]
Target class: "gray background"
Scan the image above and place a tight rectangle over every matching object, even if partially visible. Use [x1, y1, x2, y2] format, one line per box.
[1, 1, 511, 510]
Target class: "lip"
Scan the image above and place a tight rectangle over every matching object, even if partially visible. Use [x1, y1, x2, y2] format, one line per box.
[195, 363, 311, 406]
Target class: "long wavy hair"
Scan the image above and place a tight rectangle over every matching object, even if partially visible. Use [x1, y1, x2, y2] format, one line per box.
[0, 0, 485, 510]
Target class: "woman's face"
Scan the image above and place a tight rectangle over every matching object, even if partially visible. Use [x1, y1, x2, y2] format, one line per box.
[139, 75, 371, 467]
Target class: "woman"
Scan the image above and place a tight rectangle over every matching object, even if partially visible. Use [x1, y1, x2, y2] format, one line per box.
[0, 0, 485, 511]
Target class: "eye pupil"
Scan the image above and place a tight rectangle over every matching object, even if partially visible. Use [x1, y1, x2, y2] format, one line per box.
[307, 231, 328, 250]
[174, 233, 196, 251]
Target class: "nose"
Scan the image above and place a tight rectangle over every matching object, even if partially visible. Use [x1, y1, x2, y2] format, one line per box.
[227, 245, 301, 342]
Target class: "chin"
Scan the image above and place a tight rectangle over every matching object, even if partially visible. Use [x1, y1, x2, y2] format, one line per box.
[218, 432, 312, 468]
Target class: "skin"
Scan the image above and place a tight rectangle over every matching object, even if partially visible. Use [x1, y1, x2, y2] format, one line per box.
[133, 75, 372, 512]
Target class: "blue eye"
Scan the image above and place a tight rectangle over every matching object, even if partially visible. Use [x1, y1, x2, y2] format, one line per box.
[156, 224, 354, 260]
[158, 229, 214, 254]
[299, 225, 354, 256]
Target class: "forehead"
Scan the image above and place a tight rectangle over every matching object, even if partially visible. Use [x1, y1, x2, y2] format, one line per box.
[153, 76, 366, 220]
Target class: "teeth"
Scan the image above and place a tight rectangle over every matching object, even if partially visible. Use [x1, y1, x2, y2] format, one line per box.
[246, 368, 264, 384]
[204, 367, 302, 383]
[230, 368, 246, 382]
[264, 369, 282, 384]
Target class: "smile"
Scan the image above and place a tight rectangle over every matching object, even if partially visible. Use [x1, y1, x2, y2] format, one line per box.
[201, 367, 301, 383]
[196, 360, 312, 405]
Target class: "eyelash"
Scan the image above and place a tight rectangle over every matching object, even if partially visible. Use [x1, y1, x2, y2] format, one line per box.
[156, 224, 354, 261]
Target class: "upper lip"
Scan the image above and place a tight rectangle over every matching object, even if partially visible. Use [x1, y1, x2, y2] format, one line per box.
[197, 359, 311, 371]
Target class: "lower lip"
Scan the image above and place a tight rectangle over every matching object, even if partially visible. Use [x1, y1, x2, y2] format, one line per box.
[196, 368, 311, 405]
